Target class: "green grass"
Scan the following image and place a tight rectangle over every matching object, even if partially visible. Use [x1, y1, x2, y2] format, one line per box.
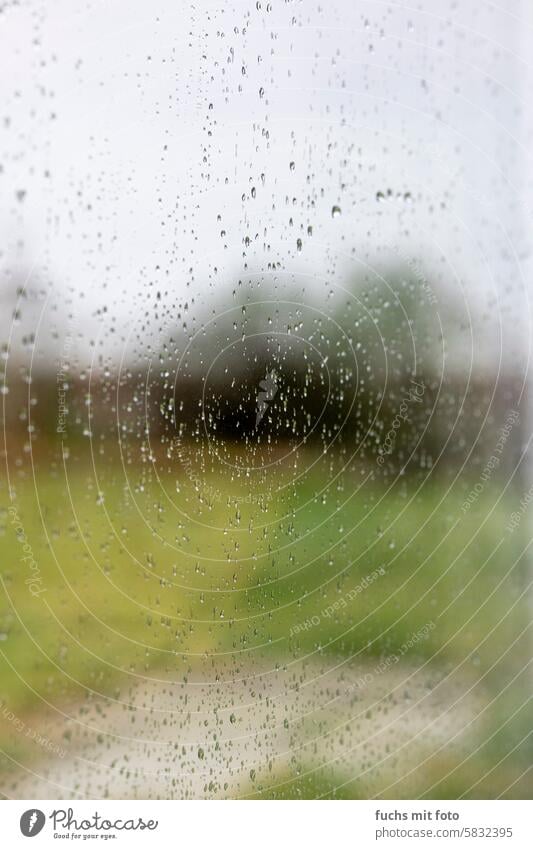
[244, 767, 363, 799]
[0, 448, 530, 784]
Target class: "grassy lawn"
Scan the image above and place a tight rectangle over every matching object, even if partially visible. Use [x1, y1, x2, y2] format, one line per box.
[0, 447, 530, 789]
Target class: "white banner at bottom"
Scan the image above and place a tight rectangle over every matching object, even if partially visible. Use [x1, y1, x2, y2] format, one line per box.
[1, 800, 531, 848]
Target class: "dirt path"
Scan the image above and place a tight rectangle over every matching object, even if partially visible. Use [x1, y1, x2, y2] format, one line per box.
[1, 659, 485, 799]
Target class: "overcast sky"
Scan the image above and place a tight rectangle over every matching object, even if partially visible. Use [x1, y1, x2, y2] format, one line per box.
[1, 0, 532, 373]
